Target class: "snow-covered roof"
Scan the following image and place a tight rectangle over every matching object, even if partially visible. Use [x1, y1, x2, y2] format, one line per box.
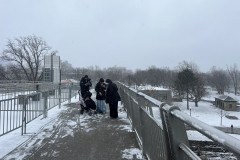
[61, 79, 78, 83]
[215, 95, 237, 102]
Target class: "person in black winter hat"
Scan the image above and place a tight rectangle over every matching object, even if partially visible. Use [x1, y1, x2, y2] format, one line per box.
[80, 75, 92, 98]
[95, 78, 106, 114]
[105, 79, 121, 118]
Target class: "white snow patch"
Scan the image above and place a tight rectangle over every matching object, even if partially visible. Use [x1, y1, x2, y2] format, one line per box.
[187, 130, 212, 141]
[122, 148, 143, 159]
[173, 100, 240, 127]
[229, 134, 240, 140]
[119, 125, 132, 132]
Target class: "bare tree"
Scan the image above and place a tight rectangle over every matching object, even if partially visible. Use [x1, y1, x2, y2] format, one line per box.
[7, 64, 26, 80]
[191, 73, 207, 107]
[209, 67, 229, 94]
[146, 66, 161, 86]
[0, 64, 9, 80]
[105, 66, 132, 82]
[73, 67, 89, 81]
[133, 70, 147, 86]
[61, 60, 74, 79]
[176, 60, 199, 73]
[1, 35, 52, 81]
[227, 64, 239, 95]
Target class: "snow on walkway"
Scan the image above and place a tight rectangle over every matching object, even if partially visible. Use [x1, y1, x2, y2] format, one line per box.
[0, 95, 143, 160]
[0, 98, 72, 159]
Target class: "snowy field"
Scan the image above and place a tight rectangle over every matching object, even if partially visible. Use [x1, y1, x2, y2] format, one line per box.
[148, 87, 240, 142]
[172, 87, 240, 128]
[173, 100, 240, 127]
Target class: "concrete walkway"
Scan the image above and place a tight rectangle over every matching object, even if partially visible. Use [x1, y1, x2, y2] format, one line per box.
[3, 103, 142, 160]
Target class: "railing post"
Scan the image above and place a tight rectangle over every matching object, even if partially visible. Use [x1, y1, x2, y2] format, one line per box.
[129, 97, 134, 131]
[159, 103, 171, 159]
[162, 105, 189, 160]
[149, 105, 153, 117]
[68, 83, 72, 104]
[58, 83, 61, 109]
[43, 91, 48, 118]
[21, 95, 27, 135]
[137, 94, 146, 157]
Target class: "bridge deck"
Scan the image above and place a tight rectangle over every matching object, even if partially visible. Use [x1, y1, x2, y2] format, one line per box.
[3, 102, 142, 160]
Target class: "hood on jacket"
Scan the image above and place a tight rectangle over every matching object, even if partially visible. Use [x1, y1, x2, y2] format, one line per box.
[105, 79, 112, 84]
[99, 78, 104, 83]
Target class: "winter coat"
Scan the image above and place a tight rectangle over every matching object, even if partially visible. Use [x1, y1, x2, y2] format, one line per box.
[105, 80, 121, 104]
[80, 77, 92, 96]
[95, 82, 106, 100]
[85, 98, 96, 110]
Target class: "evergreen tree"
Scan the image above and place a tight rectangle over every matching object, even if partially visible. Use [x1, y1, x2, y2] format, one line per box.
[174, 69, 197, 109]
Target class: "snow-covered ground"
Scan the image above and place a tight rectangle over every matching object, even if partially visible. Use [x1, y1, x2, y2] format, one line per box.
[137, 85, 240, 127]
[172, 87, 240, 128]
[148, 87, 240, 142]
[0, 95, 142, 159]
[174, 100, 240, 127]
[0, 98, 70, 158]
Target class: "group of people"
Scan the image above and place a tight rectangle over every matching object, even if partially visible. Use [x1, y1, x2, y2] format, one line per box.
[79, 75, 121, 119]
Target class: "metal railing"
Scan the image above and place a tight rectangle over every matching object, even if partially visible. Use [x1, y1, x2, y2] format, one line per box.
[0, 82, 79, 136]
[118, 82, 240, 160]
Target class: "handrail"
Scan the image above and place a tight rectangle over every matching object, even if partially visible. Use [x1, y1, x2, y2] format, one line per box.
[179, 143, 201, 160]
[169, 107, 240, 157]
[118, 82, 240, 160]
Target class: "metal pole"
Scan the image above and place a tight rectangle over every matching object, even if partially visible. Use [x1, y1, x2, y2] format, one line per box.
[68, 83, 72, 104]
[21, 95, 27, 135]
[58, 83, 61, 108]
[43, 92, 48, 118]
[162, 105, 190, 160]
[24, 96, 27, 134]
[137, 94, 146, 156]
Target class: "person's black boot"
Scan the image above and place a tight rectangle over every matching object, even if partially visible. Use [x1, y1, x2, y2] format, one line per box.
[80, 109, 84, 114]
[88, 110, 92, 116]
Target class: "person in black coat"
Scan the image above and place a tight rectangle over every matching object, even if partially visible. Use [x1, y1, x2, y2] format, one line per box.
[80, 75, 92, 98]
[105, 79, 121, 118]
[95, 78, 107, 113]
[80, 91, 97, 115]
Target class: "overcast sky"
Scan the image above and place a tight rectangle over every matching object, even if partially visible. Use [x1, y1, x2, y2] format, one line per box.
[0, 0, 240, 72]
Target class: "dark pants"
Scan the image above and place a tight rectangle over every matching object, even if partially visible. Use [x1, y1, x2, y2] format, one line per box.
[81, 90, 88, 98]
[109, 101, 118, 118]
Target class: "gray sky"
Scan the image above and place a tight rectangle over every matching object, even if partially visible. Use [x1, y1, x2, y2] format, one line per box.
[1, 0, 240, 72]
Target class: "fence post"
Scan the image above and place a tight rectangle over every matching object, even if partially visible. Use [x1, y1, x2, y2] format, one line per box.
[162, 105, 189, 160]
[21, 95, 27, 135]
[43, 91, 48, 118]
[68, 83, 72, 104]
[58, 83, 61, 109]
[159, 103, 171, 159]
[137, 94, 146, 157]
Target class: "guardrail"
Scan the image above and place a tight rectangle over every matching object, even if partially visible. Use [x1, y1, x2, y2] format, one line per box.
[0, 82, 79, 136]
[117, 82, 240, 160]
